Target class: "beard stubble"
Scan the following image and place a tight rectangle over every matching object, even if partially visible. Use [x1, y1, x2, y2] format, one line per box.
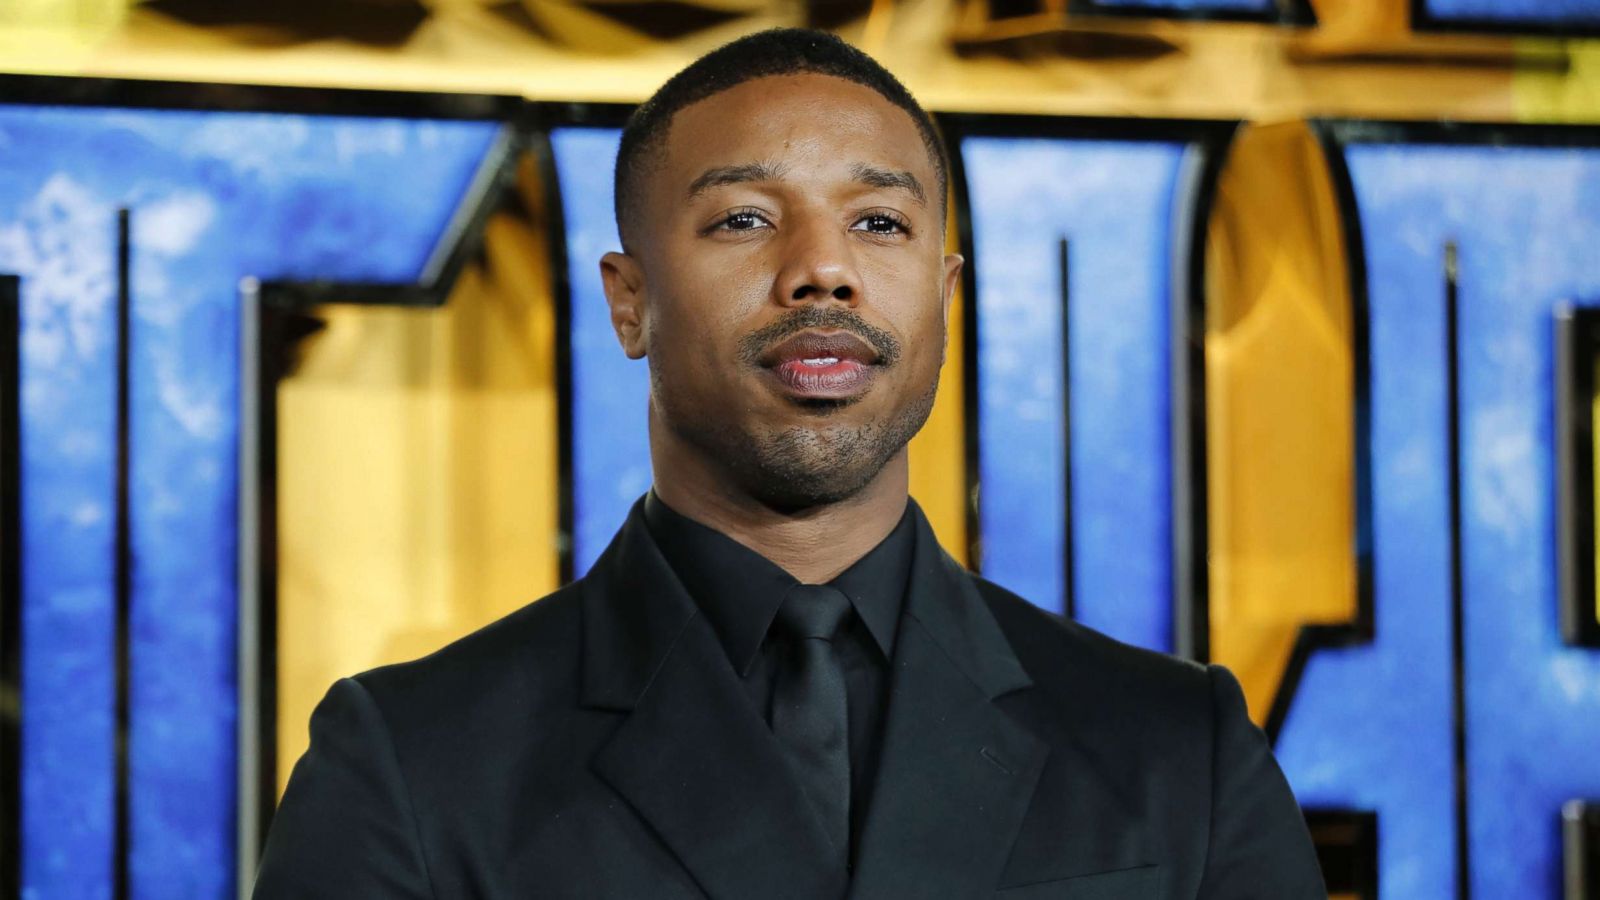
[650, 306, 940, 512]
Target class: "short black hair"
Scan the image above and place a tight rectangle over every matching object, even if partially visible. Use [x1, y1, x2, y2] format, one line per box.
[613, 28, 947, 251]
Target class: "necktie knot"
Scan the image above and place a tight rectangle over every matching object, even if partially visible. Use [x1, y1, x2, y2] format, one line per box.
[775, 584, 853, 643]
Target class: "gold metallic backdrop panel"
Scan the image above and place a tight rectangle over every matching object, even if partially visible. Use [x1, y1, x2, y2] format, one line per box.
[1514, 41, 1600, 122]
[8, 0, 1577, 124]
[1203, 121, 1360, 724]
[275, 192, 561, 796]
[905, 198, 970, 566]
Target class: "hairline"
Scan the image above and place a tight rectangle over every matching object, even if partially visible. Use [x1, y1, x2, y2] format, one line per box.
[616, 71, 949, 253]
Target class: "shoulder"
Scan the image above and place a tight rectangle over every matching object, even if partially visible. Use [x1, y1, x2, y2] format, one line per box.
[971, 579, 1322, 894]
[971, 575, 1216, 732]
[345, 580, 586, 740]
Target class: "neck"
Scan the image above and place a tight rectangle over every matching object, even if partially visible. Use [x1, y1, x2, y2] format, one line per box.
[648, 415, 909, 585]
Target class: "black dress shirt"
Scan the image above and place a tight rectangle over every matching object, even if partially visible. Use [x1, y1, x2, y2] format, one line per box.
[642, 491, 915, 866]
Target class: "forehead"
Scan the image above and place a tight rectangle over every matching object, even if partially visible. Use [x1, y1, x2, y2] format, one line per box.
[658, 73, 934, 189]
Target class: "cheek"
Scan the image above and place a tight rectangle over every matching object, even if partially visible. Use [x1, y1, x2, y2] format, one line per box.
[908, 309, 947, 374]
[869, 265, 947, 368]
[646, 256, 769, 382]
[653, 236, 771, 318]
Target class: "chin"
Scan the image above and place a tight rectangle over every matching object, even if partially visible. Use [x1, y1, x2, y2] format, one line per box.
[736, 426, 898, 511]
[743, 468, 883, 513]
[659, 376, 934, 509]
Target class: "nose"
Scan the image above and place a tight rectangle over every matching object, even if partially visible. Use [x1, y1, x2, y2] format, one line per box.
[774, 217, 863, 308]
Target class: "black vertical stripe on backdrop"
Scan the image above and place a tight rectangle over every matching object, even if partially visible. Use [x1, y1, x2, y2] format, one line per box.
[1443, 241, 1470, 900]
[1058, 237, 1075, 620]
[1563, 800, 1600, 899]
[1555, 306, 1600, 649]
[1, 273, 22, 900]
[114, 210, 131, 900]
[248, 295, 327, 851]
[531, 131, 578, 587]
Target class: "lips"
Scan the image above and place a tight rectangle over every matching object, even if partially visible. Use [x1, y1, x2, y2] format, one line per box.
[758, 330, 882, 400]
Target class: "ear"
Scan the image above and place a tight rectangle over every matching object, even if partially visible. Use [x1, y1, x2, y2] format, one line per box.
[600, 251, 649, 359]
[940, 252, 964, 353]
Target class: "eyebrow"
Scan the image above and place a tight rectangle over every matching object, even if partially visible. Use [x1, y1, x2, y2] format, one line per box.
[684, 160, 928, 207]
[687, 162, 787, 198]
[850, 163, 927, 206]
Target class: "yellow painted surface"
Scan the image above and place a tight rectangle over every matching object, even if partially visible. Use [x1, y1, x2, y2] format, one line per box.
[1203, 121, 1360, 723]
[0, 0, 1556, 123]
[276, 186, 560, 794]
[1514, 39, 1600, 122]
[906, 199, 970, 565]
[0, 0, 126, 70]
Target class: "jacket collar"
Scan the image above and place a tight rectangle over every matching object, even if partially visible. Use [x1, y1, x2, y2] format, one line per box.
[638, 490, 913, 676]
[843, 506, 1045, 898]
[581, 497, 846, 898]
[898, 506, 1033, 700]
[579, 496, 1046, 899]
[579, 497, 1029, 710]
[578, 496, 697, 712]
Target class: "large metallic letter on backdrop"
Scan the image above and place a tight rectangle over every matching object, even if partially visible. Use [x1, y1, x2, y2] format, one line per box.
[0, 80, 505, 899]
[1278, 121, 1600, 898]
[945, 115, 1233, 652]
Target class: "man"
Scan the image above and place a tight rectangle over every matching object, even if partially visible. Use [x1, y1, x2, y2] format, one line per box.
[255, 28, 1325, 899]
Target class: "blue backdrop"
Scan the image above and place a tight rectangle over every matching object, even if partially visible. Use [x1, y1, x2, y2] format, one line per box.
[1420, 0, 1600, 28]
[0, 103, 498, 899]
[959, 135, 1192, 652]
[9, 100, 1600, 897]
[548, 126, 646, 577]
[1274, 135, 1600, 897]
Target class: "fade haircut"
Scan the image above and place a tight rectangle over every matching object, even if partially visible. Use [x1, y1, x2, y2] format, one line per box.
[612, 28, 948, 252]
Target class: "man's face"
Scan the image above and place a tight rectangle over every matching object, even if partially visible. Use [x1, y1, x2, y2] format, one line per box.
[603, 73, 962, 510]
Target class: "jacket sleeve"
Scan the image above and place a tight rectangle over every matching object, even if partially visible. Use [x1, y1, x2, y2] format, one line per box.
[253, 677, 434, 899]
[1196, 665, 1326, 899]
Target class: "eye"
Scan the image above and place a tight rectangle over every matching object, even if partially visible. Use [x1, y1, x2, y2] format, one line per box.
[852, 211, 911, 236]
[710, 208, 772, 233]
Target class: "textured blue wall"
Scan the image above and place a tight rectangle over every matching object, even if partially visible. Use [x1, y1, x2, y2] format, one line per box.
[1353, 141, 1600, 897]
[0, 104, 498, 899]
[1422, 0, 1600, 26]
[1274, 138, 1600, 897]
[960, 136, 1186, 652]
[549, 127, 646, 577]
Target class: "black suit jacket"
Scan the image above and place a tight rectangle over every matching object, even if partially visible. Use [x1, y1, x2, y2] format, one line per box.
[255, 500, 1325, 899]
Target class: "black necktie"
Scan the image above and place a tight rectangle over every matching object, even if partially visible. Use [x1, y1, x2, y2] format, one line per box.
[771, 584, 853, 867]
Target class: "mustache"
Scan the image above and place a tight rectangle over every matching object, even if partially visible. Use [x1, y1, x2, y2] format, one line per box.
[736, 306, 901, 368]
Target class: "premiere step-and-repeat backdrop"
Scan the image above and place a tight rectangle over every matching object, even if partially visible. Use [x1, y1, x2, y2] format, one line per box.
[2, 66, 1600, 900]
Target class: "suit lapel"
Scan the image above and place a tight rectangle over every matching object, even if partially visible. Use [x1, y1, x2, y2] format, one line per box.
[848, 512, 1049, 899]
[583, 501, 847, 900]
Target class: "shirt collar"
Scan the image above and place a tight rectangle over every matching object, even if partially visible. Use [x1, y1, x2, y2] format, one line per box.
[642, 490, 916, 676]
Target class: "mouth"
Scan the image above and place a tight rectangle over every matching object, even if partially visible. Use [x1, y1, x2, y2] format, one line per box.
[757, 330, 882, 401]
